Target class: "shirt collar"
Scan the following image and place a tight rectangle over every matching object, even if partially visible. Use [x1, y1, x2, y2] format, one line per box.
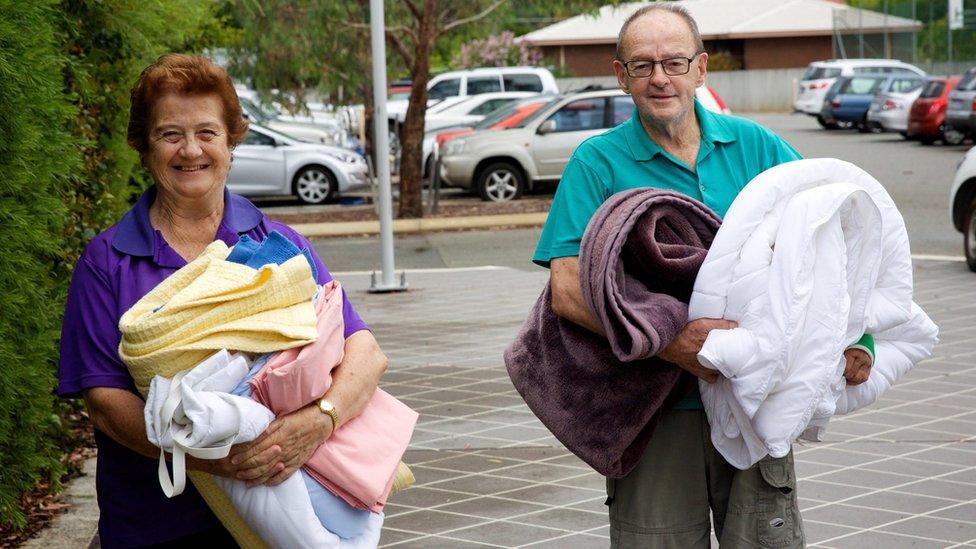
[111, 186, 264, 257]
[625, 98, 736, 162]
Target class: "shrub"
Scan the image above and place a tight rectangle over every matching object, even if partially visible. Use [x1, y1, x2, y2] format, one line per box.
[0, 0, 78, 527]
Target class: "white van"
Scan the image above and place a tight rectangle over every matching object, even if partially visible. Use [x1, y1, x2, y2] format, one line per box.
[794, 59, 926, 124]
[388, 67, 558, 122]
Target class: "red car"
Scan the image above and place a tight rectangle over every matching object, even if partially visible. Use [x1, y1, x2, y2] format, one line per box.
[435, 97, 550, 149]
[908, 76, 962, 145]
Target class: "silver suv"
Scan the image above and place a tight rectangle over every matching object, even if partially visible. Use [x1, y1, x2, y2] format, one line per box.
[438, 88, 634, 201]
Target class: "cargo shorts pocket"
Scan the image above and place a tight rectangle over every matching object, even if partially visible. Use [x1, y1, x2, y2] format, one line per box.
[756, 456, 802, 548]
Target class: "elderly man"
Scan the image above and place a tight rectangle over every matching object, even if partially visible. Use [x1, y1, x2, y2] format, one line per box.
[532, 5, 808, 548]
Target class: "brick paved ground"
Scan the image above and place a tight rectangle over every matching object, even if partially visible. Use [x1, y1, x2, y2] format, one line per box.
[340, 259, 976, 549]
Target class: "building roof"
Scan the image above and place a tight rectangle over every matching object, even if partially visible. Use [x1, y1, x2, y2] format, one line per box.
[519, 0, 922, 46]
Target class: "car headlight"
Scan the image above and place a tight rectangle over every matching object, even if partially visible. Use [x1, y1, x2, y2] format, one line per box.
[444, 139, 466, 156]
[326, 151, 361, 163]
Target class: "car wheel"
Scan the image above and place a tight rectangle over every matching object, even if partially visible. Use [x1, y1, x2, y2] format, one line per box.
[292, 165, 337, 205]
[966, 199, 976, 272]
[943, 127, 965, 146]
[476, 162, 524, 202]
[899, 131, 910, 139]
[816, 115, 839, 129]
[856, 116, 872, 133]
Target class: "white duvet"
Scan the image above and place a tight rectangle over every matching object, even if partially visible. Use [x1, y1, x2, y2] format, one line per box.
[688, 158, 939, 469]
[144, 349, 382, 549]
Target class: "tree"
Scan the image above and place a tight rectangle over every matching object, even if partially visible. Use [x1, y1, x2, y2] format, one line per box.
[384, 1, 508, 218]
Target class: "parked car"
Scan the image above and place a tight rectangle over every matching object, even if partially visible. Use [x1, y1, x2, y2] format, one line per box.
[227, 124, 369, 205]
[819, 74, 887, 130]
[437, 86, 729, 201]
[239, 96, 348, 148]
[866, 75, 927, 135]
[387, 66, 558, 122]
[794, 59, 926, 127]
[907, 76, 963, 145]
[945, 67, 976, 141]
[421, 95, 554, 179]
[424, 91, 538, 133]
[948, 145, 976, 270]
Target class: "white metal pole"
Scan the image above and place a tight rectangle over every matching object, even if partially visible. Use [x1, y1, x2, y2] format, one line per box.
[369, 0, 406, 292]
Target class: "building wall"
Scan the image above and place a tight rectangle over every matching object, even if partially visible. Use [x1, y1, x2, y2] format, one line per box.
[542, 36, 833, 76]
[542, 44, 617, 77]
[743, 36, 832, 69]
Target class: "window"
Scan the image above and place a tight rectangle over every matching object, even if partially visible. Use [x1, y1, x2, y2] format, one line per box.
[841, 77, 883, 95]
[888, 78, 923, 94]
[243, 130, 276, 146]
[503, 73, 544, 92]
[547, 98, 606, 132]
[802, 66, 841, 80]
[469, 98, 512, 116]
[612, 95, 635, 126]
[466, 76, 501, 95]
[920, 81, 946, 98]
[428, 78, 461, 100]
[957, 70, 976, 91]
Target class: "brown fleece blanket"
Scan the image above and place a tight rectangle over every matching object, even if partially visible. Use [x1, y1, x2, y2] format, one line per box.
[505, 188, 721, 478]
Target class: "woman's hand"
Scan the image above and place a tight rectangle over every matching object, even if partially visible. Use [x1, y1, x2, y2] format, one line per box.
[229, 404, 332, 487]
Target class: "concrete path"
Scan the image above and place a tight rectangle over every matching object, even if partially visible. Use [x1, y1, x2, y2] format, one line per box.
[33, 255, 976, 548]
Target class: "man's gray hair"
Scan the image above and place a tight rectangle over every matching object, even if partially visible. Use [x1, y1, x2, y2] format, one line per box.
[615, 3, 705, 60]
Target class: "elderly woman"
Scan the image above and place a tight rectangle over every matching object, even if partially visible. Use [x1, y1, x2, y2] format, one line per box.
[57, 54, 387, 548]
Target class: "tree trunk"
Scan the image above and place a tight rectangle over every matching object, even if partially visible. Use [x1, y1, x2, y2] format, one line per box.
[397, 0, 438, 219]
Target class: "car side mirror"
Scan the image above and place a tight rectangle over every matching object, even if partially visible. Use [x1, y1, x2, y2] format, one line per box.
[537, 120, 556, 135]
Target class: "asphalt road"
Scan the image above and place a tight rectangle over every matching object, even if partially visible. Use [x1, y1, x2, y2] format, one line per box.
[310, 112, 969, 273]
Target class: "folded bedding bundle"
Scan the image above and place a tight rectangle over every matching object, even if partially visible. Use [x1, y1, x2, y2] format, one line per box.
[688, 159, 939, 469]
[123, 233, 417, 549]
[505, 189, 721, 478]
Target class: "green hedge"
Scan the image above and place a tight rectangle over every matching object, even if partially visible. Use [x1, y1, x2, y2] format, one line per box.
[0, 0, 78, 528]
[0, 0, 235, 528]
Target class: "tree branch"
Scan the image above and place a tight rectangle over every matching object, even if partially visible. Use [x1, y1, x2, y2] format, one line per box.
[440, 0, 507, 34]
[386, 30, 414, 68]
[403, 0, 422, 20]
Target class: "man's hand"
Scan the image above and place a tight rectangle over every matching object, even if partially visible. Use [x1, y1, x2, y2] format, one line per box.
[843, 348, 872, 385]
[658, 318, 737, 383]
[230, 405, 332, 487]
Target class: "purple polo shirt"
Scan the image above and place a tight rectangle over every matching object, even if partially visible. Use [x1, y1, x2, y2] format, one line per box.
[58, 186, 368, 548]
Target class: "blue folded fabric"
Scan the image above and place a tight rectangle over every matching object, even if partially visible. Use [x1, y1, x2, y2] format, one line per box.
[229, 353, 273, 397]
[302, 474, 373, 539]
[228, 231, 318, 280]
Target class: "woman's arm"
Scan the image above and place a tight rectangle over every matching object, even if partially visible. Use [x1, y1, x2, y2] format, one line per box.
[84, 387, 275, 478]
[230, 329, 388, 486]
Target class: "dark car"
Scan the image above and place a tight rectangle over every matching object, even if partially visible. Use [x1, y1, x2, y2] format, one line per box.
[945, 67, 976, 140]
[908, 76, 963, 145]
[819, 74, 887, 131]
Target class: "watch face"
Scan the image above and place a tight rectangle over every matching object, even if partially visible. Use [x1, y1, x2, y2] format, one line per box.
[320, 399, 334, 412]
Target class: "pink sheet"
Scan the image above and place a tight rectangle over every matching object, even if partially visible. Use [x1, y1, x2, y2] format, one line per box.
[249, 280, 418, 511]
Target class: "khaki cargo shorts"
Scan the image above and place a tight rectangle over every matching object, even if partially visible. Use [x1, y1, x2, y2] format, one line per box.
[606, 409, 804, 548]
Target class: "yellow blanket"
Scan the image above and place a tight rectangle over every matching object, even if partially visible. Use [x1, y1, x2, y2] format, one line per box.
[119, 241, 319, 396]
[119, 240, 319, 548]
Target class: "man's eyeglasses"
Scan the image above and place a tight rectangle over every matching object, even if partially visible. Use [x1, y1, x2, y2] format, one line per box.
[621, 52, 703, 78]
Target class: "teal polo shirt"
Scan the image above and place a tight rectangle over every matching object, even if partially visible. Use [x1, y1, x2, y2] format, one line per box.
[533, 99, 802, 410]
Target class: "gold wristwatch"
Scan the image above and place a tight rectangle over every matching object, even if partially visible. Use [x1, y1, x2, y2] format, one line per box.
[318, 398, 340, 431]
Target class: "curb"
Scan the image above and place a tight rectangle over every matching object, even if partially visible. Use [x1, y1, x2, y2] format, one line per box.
[290, 212, 548, 238]
[22, 458, 98, 549]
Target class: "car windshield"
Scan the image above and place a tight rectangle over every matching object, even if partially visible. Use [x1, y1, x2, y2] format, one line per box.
[474, 99, 544, 129]
[840, 76, 884, 95]
[240, 97, 276, 124]
[512, 97, 564, 128]
[957, 70, 976, 91]
[802, 66, 842, 80]
[920, 80, 946, 98]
